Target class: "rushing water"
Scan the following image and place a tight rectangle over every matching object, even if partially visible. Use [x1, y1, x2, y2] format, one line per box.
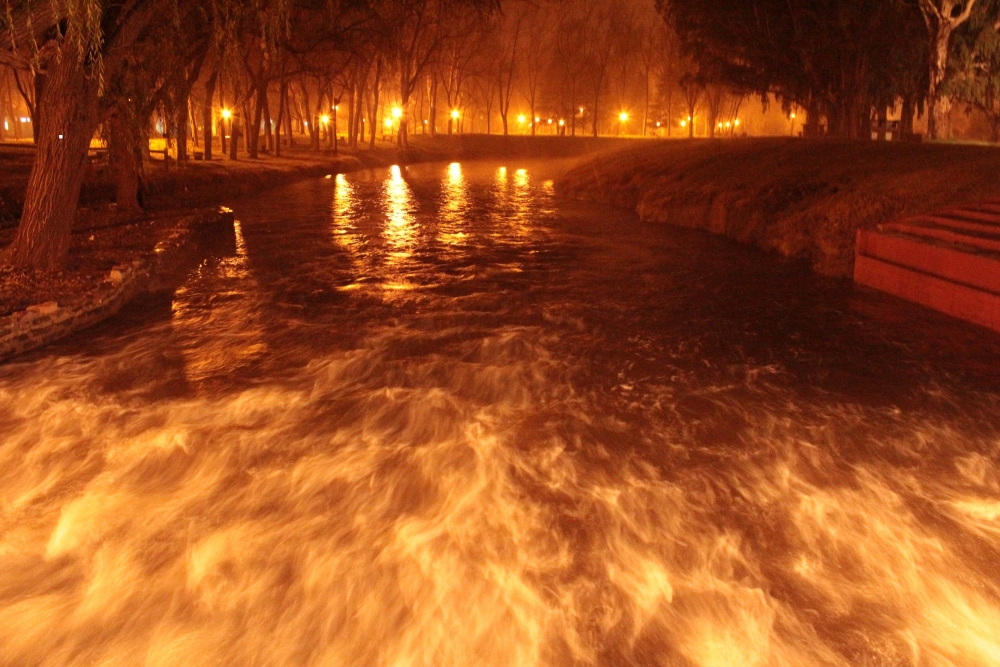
[2, 161, 1000, 667]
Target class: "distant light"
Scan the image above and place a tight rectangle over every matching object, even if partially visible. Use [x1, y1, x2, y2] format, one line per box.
[423, 120, 428, 124]
[735, 119, 741, 126]
[619, 112, 628, 122]
[656, 122, 661, 127]
[791, 113, 796, 119]
[221, 109, 232, 119]
[20, 117, 29, 123]
[392, 107, 403, 119]
[2, 121, 6, 131]
[384, 118, 394, 128]
[547, 118, 553, 124]
[558, 119, 565, 127]
[535, 116, 540, 123]
[333, 105, 339, 111]
[304, 121, 309, 126]
[725, 121, 731, 128]
[579, 107, 584, 113]
[451, 109, 460, 120]
[58, 134, 63, 139]
[518, 115, 526, 124]
[688, 116, 693, 121]
[321, 114, 330, 124]
[680, 120, 687, 128]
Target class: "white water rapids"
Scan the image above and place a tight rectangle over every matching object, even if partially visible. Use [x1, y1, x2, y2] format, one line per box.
[1, 162, 999, 667]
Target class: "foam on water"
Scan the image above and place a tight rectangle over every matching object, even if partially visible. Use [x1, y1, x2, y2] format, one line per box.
[1, 162, 999, 667]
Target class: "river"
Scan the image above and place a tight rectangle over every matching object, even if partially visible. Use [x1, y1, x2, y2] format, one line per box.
[1, 161, 999, 667]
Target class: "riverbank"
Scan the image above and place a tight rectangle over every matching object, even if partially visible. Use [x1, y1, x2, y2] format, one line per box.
[0, 134, 633, 225]
[556, 139, 1000, 277]
[0, 208, 233, 361]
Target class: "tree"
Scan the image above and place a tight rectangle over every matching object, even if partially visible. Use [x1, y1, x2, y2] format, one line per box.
[1, 0, 164, 269]
[496, 11, 521, 136]
[948, 0, 1000, 140]
[583, 1, 615, 137]
[920, 0, 980, 139]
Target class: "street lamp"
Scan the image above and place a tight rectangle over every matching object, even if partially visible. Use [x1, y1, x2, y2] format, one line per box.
[221, 108, 232, 120]
[451, 109, 460, 120]
[392, 107, 403, 119]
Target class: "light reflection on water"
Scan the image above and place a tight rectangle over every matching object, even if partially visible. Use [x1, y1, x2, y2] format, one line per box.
[1, 161, 1000, 667]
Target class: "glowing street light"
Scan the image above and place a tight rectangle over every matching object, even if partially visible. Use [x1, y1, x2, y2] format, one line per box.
[384, 117, 394, 128]
[619, 112, 629, 122]
[518, 114, 526, 124]
[392, 107, 403, 119]
[451, 109, 460, 120]
[558, 119, 565, 127]
[220, 108, 232, 119]
[321, 114, 331, 125]
[680, 120, 687, 128]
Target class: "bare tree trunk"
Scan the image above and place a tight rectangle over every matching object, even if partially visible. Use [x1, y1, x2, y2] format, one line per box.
[369, 62, 382, 150]
[284, 83, 294, 147]
[249, 78, 266, 158]
[921, 0, 978, 140]
[230, 115, 240, 160]
[3, 51, 100, 269]
[901, 96, 915, 136]
[355, 80, 366, 146]
[218, 85, 228, 155]
[109, 110, 145, 214]
[190, 104, 199, 148]
[593, 90, 600, 137]
[347, 83, 356, 149]
[203, 68, 218, 160]
[263, 89, 273, 154]
[430, 75, 438, 137]
[176, 92, 190, 162]
[275, 77, 287, 157]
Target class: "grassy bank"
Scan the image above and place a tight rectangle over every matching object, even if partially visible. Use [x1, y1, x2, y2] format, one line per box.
[556, 139, 1000, 277]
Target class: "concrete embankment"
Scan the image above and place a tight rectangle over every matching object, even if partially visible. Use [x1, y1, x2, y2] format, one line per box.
[556, 139, 1000, 277]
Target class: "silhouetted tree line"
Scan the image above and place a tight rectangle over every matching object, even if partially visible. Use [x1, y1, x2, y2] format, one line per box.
[658, 0, 1000, 140]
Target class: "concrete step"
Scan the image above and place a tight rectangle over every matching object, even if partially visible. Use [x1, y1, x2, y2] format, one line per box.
[936, 209, 1000, 226]
[881, 221, 1000, 253]
[855, 254, 1000, 333]
[857, 229, 1000, 295]
[855, 201, 1000, 333]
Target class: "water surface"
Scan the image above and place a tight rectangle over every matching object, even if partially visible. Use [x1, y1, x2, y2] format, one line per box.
[2, 161, 1000, 667]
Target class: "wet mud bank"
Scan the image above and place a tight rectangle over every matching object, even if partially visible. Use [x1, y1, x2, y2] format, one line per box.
[556, 139, 1000, 277]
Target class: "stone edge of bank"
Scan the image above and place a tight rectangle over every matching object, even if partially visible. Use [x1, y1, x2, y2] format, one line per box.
[0, 208, 234, 364]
